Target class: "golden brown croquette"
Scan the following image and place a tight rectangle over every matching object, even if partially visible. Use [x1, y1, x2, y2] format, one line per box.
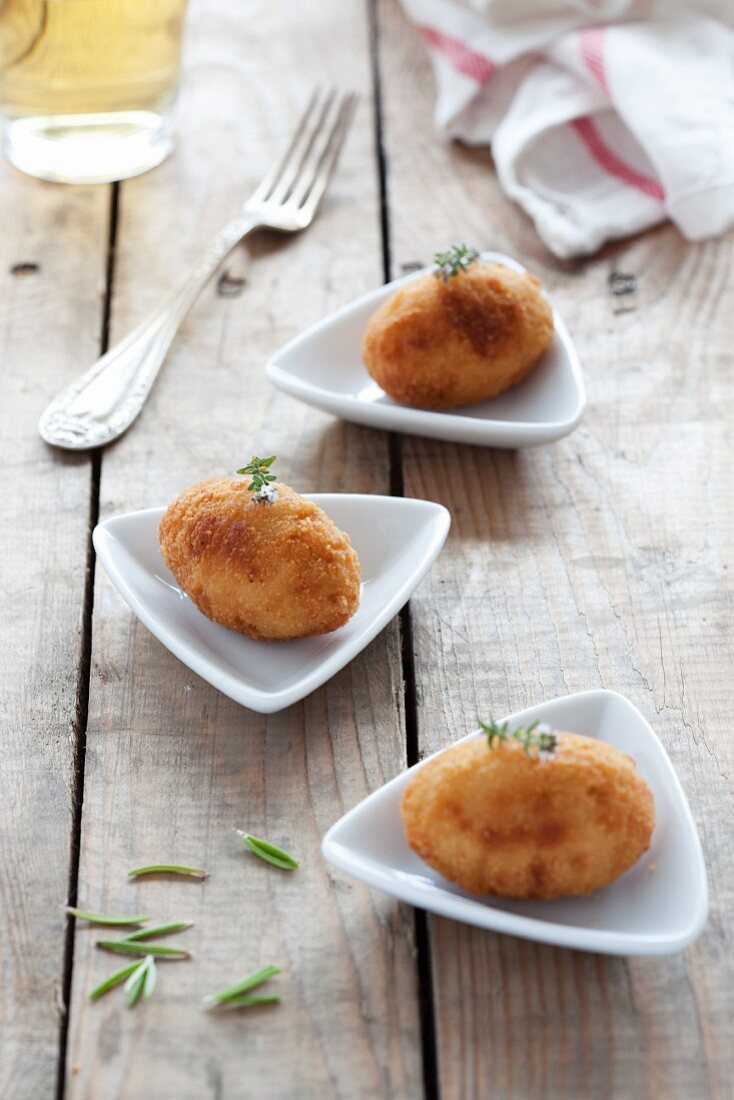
[401, 733, 654, 899]
[159, 478, 361, 640]
[363, 261, 554, 410]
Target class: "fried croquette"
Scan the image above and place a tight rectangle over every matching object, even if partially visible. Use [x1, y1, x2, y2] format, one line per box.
[401, 733, 654, 899]
[159, 477, 361, 640]
[362, 261, 554, 410]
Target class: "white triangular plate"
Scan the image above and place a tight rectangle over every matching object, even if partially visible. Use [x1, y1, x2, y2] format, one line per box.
[266, 251, 585, 447]
[322, 690, 708, 955]
[93, 496, 450, 714]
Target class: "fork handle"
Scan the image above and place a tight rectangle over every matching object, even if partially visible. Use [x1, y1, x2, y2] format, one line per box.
[39, 212, 261, 450]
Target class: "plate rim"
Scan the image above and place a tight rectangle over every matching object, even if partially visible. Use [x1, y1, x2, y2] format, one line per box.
[92, 494, 451, 713]
[321, 688, 709, 955]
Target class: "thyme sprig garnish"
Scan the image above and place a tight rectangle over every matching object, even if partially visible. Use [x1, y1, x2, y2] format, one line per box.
[479, 718, 558, 759]
[237, 455, 278, 503]
[236, 831, 300, 870]
[203, 964, 281, 1009]
[434, 244, 480, 284]
[65, 907, 149, 927]
[127, 864, 208, 880]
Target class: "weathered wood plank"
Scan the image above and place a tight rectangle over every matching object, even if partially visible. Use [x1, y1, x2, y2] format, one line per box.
[65, 1, 422, 1097]
[376, 2, 734, 1097]
[0, 173, 109, 1097]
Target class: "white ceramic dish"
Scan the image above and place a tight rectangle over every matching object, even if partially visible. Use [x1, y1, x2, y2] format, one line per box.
[93, 495, 450, 714]
[266, 251, 585, 447]
[322, 690, 708, 956]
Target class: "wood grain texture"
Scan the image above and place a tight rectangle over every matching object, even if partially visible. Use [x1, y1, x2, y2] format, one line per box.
[64, 1, 422, 1097]
[7, 0, 732, 1096]
[0, 170, 109, 1097]
[376, 2, 734, 1097]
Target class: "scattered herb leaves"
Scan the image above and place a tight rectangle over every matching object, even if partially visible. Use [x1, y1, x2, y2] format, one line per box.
[77, 840, 289, 1018]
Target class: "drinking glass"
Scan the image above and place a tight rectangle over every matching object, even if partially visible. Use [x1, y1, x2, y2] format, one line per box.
[0, 0, 188, 184]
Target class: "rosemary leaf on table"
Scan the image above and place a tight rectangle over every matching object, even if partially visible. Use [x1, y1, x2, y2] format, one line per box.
[213, 994, 281, 1010]
[89, 961, 142, 1001]
[127, 864, 208, 880]
[123, 920, 194, 942]
[142, 956, 157, 1001]
[202, 965, 281, 1007]
[236, 831, 300, 870]
[66, 907, 149, 927]
[96, 939, 191, 959]
[124, 961, 148, 1008]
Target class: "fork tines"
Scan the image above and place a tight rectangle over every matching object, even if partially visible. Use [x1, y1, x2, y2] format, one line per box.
[252, 88, 357, 217]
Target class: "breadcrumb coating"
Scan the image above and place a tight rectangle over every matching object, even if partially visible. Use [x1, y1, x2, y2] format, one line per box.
[401, 733, 655, 899]
[159, 478, 361, 640]
[363, 261, 554, 410]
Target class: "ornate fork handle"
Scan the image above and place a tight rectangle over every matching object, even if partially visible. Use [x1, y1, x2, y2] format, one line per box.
[39, 212, 260, 450]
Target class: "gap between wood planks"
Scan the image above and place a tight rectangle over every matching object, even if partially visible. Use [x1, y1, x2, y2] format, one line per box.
[53, 6, 442, 1091]
[368, 0, 440, 1096]
[55, 182, 120, 1100]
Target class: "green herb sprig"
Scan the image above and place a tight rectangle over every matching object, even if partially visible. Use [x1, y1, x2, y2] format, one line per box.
[236, 455, 278, 494]
[434, 244, 480, 284]
[479, 719, 558, 759]
[236, 831, 300, 871]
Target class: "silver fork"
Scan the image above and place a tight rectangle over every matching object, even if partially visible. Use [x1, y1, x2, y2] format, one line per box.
[39, 88, 357, 451]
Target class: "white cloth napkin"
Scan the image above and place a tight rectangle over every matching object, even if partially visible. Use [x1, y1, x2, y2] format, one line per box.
[400, 0, 734, 257]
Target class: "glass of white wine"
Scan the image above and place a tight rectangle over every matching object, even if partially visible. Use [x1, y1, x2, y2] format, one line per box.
[0, 0, 188, 184]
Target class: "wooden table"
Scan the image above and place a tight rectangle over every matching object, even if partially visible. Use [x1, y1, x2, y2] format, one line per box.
[2, 1, 732, 1096]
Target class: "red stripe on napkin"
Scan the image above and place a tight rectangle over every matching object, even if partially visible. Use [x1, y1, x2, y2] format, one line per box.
[571, 116, 665, 202]
[418, 26, 496, 85]
[579, 26, 610, 94]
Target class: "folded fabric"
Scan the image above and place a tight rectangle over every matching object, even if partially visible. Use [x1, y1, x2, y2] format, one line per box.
[400, 0, 734, 256]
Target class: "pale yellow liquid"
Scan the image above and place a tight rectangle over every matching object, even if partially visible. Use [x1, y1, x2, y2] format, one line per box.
[0, 0, 188, 182]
